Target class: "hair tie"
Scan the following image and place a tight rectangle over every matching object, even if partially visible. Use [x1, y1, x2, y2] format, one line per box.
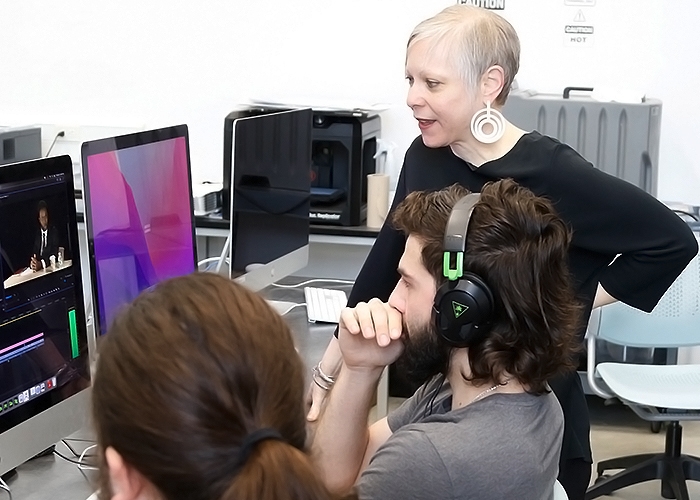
[237, 428, 284, 468]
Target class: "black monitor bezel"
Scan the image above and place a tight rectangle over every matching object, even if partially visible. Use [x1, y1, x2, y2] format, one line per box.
[0, 154, 91, 433]
[223, 106, 291, 220]
[80, 124, 198, 338]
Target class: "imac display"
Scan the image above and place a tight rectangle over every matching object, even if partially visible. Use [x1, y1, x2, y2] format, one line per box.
[224, 108, 312, 291]
[0, 155, 91, 477]
[81, 125, 197, 337]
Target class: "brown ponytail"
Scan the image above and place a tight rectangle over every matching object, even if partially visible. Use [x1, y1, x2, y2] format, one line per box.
[92, 272, 355, 500]
[225, 440, 352, 500]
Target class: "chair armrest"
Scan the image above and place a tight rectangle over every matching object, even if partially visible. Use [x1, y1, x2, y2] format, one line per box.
[586, 309, 616, 400]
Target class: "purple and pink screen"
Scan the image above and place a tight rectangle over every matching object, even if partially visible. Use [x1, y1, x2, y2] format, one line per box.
[86, 136, 195, 335]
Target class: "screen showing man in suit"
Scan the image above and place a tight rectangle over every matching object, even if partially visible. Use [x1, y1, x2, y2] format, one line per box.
[30, 200, 60, 271]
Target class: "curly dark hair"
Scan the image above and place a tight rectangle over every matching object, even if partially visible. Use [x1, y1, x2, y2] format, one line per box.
[391, 179, 582, 394]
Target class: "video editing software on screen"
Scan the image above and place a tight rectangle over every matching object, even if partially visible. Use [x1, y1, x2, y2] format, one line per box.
[0, 173, 89, 431]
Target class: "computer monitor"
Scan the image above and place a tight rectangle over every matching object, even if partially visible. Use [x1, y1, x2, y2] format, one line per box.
[81, 125, 197, 338]
[222, 108, 312, 291]
[0, 155, 91, 477]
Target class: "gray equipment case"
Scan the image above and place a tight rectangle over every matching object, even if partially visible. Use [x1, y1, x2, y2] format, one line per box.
[0, 126, 42, 165]
[502, 87, 662, 196]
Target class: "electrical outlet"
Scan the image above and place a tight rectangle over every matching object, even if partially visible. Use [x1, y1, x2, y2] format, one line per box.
[40, 123, 144, 144]
[60, 126, 83, 142]
[38, 123, 144, 160]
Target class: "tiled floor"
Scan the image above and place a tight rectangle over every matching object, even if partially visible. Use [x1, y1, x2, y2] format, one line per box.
[378, 395, 700, 499]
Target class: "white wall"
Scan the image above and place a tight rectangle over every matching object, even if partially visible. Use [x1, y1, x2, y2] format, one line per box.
[1, 0, 699, 205]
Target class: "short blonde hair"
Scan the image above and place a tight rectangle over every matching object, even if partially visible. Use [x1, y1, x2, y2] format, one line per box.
[408, 5, 520, 106]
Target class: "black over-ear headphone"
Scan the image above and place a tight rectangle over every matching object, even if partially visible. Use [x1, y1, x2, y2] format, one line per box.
[432, 193, 495, 347]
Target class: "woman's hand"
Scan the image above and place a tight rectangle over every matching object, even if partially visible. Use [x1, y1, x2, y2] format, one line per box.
[306, 337, 342, 422]
[306, 376, 328, 422]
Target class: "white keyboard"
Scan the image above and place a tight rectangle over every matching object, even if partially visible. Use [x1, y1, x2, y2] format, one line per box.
[304, 287, 348, 324]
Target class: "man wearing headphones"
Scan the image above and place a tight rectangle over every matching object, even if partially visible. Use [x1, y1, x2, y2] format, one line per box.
[311, 179, 582, 499]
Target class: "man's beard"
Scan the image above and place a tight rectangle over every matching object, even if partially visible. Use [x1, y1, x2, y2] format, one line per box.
[396, 319, 451, 386]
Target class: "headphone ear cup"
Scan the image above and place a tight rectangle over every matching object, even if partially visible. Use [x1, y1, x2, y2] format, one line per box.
[433, 273, 494, 347]
[461, 272, 494, 315]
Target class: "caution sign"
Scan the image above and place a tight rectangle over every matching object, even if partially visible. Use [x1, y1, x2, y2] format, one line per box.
[458, 0, 505, 10]
[564, 34, 594, 46]
[564, 9, 595, 47]
[565, 25, 594, 35]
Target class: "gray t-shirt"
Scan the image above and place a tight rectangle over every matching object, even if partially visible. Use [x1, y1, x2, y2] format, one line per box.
[357, 377, 564, 500]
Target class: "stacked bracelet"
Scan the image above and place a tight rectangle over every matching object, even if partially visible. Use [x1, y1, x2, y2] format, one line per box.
[312, 362, 336, 391]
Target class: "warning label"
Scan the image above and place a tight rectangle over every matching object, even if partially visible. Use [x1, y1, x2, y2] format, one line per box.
[564, 7, 594, 46]
[458, 0, 505, 10]
[564, 34, 594, 47]
[565, 25, 594, 34]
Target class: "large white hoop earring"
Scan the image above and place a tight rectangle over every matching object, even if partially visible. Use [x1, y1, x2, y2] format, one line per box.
[470, 101, 506, 144]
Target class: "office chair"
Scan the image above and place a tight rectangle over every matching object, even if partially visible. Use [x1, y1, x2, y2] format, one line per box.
[585, 236, 700, 500]
[554, 479, 569, 500]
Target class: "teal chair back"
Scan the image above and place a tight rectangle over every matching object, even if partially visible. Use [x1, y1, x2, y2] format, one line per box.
[594, 239, 700, 349]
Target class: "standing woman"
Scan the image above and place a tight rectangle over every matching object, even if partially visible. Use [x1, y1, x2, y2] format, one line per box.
[308, 5, 698, 500]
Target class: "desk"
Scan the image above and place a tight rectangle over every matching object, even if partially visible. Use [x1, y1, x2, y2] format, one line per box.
[1, 431, 97, 500]
[195, 215, 379, 281]
[1, 277, 387, 499]
[75, 210, 379, 281]
[3, 261, 73, 289]
[195, 214, 381, 239]
[74, 208, 379, 356]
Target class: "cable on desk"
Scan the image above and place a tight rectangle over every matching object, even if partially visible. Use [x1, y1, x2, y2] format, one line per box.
[61, 438, 97, 458]
[271, 278, 355, 289]
[279, 303, 306, 316]
[0, 477, 11, 500]
[54, 440, 98, 470]
[197, 256, 222, 272]
[215, 234, 232, 273]
[78, 444, 98, 468]
[53, 449, 99, 471]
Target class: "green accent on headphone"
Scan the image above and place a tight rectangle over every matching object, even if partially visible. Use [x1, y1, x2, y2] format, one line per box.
[452, 301, 469, 318]
[443, 251, 464, 281]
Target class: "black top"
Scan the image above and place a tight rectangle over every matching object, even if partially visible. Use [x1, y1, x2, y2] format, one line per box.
[348, 131, 698, 462]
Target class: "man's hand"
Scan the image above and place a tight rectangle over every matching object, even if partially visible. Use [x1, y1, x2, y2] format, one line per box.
[311, 299, 402, 492]
[338, 298, 404, 372]
[30, 254, 39, 271]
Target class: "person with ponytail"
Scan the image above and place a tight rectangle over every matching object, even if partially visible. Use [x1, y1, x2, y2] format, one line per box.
[92, 272, 354, 500]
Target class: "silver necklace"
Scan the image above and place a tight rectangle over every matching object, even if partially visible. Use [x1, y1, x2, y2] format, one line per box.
[469, 379, 510, 405]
